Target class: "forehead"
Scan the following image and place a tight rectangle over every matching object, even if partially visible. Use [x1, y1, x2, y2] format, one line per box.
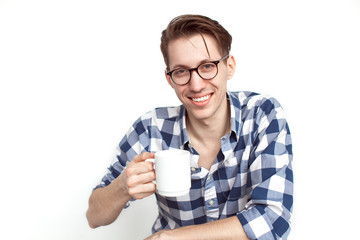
[167, 34, 222, 69]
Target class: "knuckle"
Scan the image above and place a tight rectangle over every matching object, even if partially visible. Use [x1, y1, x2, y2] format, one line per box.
[126, 177, 136, 188]
[125, 165, 137, 178]
[150, 183, 156, 192]
[146, 162, 154, 171]
[150, 171, 156, 180]
[134, 153, 142, 160]
[127, 188, 136, 197]
[134, 195, 144, 200]
[125, 167, 132, 177]
[138, 152, 146, 160]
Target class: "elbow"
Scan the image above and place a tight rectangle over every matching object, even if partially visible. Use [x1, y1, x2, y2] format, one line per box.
[86, 208, 100, 229]
[88, 223, 98, 229]
[88, 221, 97, 229]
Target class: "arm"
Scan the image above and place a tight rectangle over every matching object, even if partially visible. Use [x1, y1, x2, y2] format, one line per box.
[86, 152, 156, 228]
[237, 97, 293, 239]
[87, 113, 154, 228]
[145, 216, 249, 240]
[86, 171, 130, 228]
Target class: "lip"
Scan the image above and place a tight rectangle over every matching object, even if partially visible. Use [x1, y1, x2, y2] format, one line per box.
[188, 93, 213, 106]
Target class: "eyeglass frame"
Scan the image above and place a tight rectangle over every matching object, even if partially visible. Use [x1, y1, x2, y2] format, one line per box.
[166, 54, 230, 86]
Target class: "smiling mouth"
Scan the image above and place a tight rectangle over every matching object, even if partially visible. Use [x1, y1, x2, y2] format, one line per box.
[191, 94, 212, 102]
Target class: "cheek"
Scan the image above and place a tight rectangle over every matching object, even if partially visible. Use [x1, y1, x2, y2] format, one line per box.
[214, 74, 229, 90]
[173, 87, 188, 102]
[170, 85, 180, 96]
[220, 69, 230, 81]
[174, 88, 183, 98]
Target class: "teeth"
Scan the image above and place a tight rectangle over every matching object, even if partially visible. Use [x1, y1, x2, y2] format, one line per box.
[192, 94, 211, 102]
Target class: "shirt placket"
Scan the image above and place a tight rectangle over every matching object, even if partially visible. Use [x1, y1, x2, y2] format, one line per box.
[203, 134, 234, 221]
[204, 173, 219, 221]
[189, 146, 220, 221]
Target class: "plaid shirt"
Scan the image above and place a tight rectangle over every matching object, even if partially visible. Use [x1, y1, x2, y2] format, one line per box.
[97, 91, 293, 240]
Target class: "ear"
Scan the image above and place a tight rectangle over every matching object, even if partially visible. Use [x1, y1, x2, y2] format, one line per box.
[227, 55, 236, 80]
[165, 70, 174, 88]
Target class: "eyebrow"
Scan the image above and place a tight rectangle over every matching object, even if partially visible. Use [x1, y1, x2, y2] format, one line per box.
[171, 58, 214, 70]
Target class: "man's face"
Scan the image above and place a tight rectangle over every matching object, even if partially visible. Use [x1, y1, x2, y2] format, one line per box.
[165, 34, 236, 123]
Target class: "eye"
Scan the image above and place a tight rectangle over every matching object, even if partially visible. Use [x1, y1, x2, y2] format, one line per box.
[199, 63, 216, 72]
[173, 69, 189, 77]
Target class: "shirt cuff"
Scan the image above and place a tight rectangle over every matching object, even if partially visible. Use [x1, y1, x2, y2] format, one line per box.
[237, 206, 275, 240]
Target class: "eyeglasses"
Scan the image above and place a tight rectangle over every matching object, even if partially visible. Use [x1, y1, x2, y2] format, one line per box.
[166, 55, 229, 86]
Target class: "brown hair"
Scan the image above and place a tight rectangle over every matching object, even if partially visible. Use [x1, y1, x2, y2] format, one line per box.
[160, 14, 232, 70]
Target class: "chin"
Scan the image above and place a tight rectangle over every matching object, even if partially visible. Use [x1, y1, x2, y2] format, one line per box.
[186, 108, 214, 121]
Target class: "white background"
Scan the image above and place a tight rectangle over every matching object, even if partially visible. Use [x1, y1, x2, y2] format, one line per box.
[1, 0, 359, 239]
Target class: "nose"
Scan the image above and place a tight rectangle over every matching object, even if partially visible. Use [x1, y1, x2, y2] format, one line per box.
[188, 69, 206, 92]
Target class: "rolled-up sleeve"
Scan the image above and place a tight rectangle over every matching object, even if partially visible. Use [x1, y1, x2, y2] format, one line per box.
[237, 98, 293, 240]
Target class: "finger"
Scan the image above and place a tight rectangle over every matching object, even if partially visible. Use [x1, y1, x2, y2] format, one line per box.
[126, 171, 156, 189]
[126, 161, 154, 177]
[132, 152, 155, 163]
[128, 182, 156, 199]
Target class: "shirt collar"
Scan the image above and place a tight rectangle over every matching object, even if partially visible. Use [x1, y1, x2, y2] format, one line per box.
[179, 91, 242, 148]
[228, 91, 242, 140]
[179, 105, 190, 148]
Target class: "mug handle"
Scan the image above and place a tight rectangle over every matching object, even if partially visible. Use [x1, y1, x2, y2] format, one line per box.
[145, 158, 155, 164]
[145, 158, 156, 184]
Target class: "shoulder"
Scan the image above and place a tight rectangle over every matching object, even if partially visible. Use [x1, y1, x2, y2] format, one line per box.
[229, 91, 287, 134]
[230, 91, 283, 115]
[152, 105, 183, 120]
[120, 105, 183, 153]
[142, 105, 183, 121]
[133, 105, 183, 129]
[230, 91, 281, 108]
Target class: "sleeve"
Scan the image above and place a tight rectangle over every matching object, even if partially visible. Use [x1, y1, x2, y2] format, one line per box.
[237, 97, 293, 240]
[95, 113, 152, 191]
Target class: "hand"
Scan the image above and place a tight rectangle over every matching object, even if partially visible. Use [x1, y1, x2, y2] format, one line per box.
[123, 152, 156, 199]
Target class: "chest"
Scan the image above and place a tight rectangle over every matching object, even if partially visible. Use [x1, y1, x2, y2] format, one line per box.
[193, 141, 221, 170]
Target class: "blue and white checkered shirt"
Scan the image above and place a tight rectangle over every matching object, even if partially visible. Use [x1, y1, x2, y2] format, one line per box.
[97, 91, 293, 240]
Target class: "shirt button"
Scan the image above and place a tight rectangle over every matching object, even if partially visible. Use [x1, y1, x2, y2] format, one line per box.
[209, 200, 214, 205]
[191, 167, 196, 172]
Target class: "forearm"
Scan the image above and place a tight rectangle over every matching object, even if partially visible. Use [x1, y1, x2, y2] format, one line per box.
[86, 172, 131, 228]
[147, 216, 249, 240]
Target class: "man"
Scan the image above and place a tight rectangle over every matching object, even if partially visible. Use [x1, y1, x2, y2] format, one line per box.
[86, 14, 293, 240]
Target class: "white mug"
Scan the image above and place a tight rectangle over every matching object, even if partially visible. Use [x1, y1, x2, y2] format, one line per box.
[148, 149, 191, 197]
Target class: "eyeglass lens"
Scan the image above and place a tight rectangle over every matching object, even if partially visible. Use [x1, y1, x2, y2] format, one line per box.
[171, 62, 218, 85]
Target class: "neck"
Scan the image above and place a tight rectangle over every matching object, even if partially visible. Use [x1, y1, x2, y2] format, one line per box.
[186, 99, 231, 143]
